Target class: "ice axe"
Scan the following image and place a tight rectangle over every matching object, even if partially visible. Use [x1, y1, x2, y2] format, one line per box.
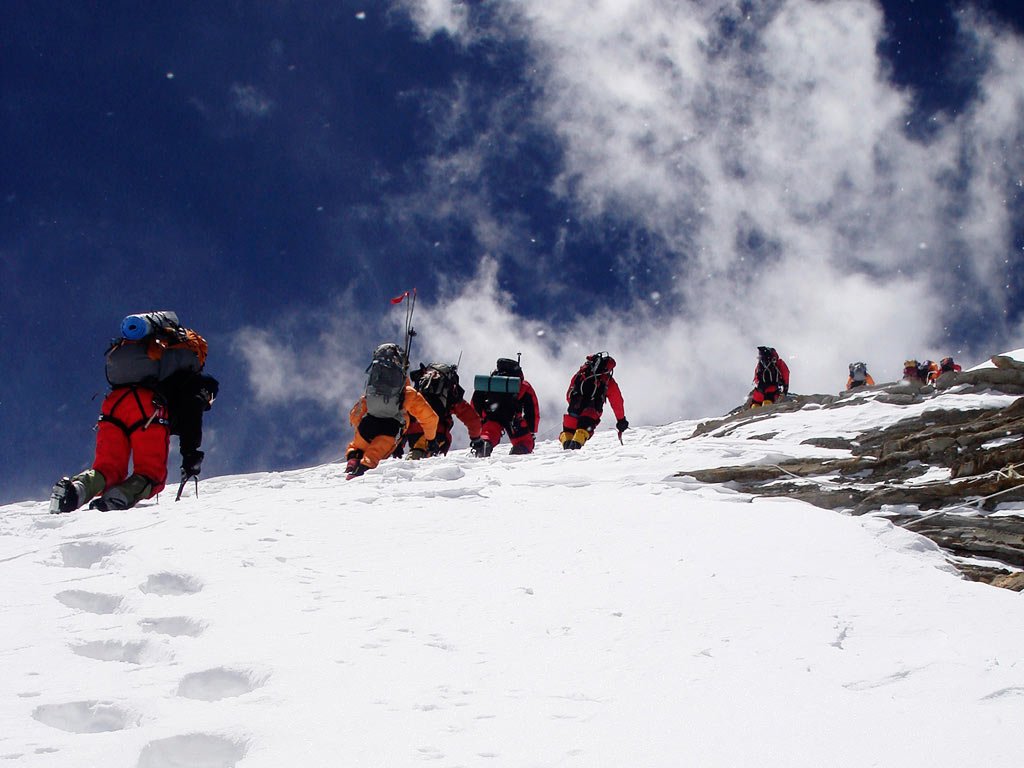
[175, 473, 199, 502]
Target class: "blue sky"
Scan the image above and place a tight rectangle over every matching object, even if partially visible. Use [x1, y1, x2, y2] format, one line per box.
[2, 0, 1023, 504]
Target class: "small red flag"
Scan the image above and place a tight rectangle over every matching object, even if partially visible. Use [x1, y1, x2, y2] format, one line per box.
[390, 291, 410, 304]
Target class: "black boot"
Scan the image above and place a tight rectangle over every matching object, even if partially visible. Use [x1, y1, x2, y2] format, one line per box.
[346, 463, 368, 480]
[90, 474, 152, 511]
[49, 477, 81, 514]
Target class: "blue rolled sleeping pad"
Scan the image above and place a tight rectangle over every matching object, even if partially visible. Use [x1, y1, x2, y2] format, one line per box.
[120, 310, 180, 340]
[474, 374, 522, 394]
[120, 314, 153, 340]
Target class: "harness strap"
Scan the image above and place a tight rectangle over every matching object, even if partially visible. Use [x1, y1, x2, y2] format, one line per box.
[99, 386, 169, 436]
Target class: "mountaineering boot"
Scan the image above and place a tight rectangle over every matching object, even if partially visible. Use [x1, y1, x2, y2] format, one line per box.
[49, 469, 106, 514]
[510, 444, 531, 455]
[345, 449, 364, 475]
[346, 463, 368, 480]
[473, 440, 493, 458]
[559, 431, 574, 449]
[49, 478, 83, 514]
[407, 436, 429, 460]
[567, 429, 590, 450]
[91, 473, 152, 511]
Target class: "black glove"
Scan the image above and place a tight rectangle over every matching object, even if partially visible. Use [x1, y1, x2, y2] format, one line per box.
[182, 449, 204, 479]
[616, 418, 629, 432]
[194, 375, 219, 411]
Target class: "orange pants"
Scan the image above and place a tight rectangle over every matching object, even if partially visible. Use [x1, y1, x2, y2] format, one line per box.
[93, 387, 170, 495]
[347, 415, 402, 470]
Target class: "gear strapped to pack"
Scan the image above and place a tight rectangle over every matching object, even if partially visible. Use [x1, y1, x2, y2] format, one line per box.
[105, 313, 208, 388]
[414, 363, 459, 414]
[98, 387, 169, 436]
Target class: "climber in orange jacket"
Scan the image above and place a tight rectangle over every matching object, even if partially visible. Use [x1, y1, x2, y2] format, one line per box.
[846, 362, 876, 390]
[345, 343, 439, 479]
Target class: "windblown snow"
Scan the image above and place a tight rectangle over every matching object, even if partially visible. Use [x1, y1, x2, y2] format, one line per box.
[3, 393, 1024, 767]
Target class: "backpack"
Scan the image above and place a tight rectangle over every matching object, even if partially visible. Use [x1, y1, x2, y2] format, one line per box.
[759, 360, 781, 387]
[414, 363, 459, 415]
[105, 312, 208, 387]
[849, 361, 868, 385]
[494, 358, 522, 377]
[568, 353, 614, 406]
[364, 343, 406, 419]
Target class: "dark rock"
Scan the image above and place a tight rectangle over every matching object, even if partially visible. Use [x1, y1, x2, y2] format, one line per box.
[679, 386, 1024, 589]
[801, 437, 855, 450]
[991, 572, 1024, 591]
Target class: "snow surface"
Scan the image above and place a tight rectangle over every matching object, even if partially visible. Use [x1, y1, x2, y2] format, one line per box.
[3, 395, 1024, 768]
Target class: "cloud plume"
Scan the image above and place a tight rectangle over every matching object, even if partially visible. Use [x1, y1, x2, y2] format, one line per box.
[240, 0, 1024, 433]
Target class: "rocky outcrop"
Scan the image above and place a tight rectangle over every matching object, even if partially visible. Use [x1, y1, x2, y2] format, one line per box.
[680, 366, 1024, 590]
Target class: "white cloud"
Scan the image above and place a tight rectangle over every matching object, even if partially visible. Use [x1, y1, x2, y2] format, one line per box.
[399, 0, 468, 40]
[392, 0, 1023, 365]
[242, 1, 1022, 432]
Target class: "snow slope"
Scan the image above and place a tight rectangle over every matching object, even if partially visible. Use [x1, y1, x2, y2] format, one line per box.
[3, 396, 1024, 768]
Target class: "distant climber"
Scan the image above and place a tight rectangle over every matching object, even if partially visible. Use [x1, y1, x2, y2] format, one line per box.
[846, 362, 875, 390]
[470, 357, 540, 456]
[930, 356, 962, 383]
[345, 343, 439, 479]
[559, 352, 628, 449]
[903, 359, 937, 385]
[49, 311, 218, 513]
[747, 346, 790, 407]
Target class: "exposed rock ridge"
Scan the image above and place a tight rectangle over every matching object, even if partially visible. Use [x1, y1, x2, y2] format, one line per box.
[679, 366, 1024, 591]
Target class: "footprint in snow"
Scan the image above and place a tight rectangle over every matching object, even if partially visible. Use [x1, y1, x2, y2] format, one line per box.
[70, 639, 161, 664]
[176, 667, 267, 701]
[58, 540, 120, 569]
[32, 700, 137, 733]
[55, 590, 124, 615]
[137, 734, 248, 768]
[139, 572, 203, 596]
[138, 616, 206, 637]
